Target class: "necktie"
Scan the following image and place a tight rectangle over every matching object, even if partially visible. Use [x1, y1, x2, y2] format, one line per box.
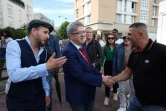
[79, 48, 90, 66]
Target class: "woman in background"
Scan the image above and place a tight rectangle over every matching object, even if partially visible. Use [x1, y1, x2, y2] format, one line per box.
[100, 34, 118, 106]
[0, 30, 13, 78]
[0, 30, 13, 47]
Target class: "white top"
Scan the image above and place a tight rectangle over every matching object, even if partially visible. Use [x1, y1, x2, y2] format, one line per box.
[99, 40, 105, 47]
[115, 39, 123, 44]
[59, 40, 63, 45]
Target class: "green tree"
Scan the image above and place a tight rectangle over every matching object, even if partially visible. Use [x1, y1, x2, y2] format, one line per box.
[57, 21, 69, 39]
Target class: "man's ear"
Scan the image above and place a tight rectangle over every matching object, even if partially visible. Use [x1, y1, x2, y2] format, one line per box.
[139, 31, 144, 38]
[69, 34, 73, 40]
[31, 28, 37, 35]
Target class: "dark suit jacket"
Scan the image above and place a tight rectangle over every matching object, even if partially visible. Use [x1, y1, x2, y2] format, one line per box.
[62, 41, 102, 105]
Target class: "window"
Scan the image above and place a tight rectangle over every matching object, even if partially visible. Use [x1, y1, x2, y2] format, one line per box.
[84, 0, 89, 3]
[153, 0, 157, 3]
[76, 0, 78, 7]
[125, 15, 134, 24]
[131, 16, 134, 23]
[29, 15, 31, 21]
[0, 4, 2, 11]
[117, 0, 122, 11]
[27, 14, 29, 21]
[8, 8, 12, 15]
[27, 5, 31, 13]
[0, 0, 2, 6]
[29, 7, 31, 12]
[83, 3, 90, 15]
[152, 19, 155, 26]
[19, 10, 21, 19]
[117, 14, 121, 23]
[0, 18, 3, 23]
[76, 11, 78, 18]
[20, 20, 22, 27]
[7, 4, 12, 16]
[140, 0, 149, 23]
[87, 16, 90, 24]
[84, 16, 90, 25]
[88, 3, 90, 14]
[125, 1, 135, 13]
[131, 2, 135, 12]
[124, 15, 126, 23]
[0, 12, 2, 17]
[8, 16, 13, 27]
[153, 7, 156, 16]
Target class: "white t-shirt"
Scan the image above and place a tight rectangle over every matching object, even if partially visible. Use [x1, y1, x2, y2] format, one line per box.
[59, 40, 63, 45]
[115, 39, 123, 44]
[99, 40, 105, 47]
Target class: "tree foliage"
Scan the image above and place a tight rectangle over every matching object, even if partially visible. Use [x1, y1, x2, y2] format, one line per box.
[9, 0, 25, 8]
[57, 21, 69, 39]
[0, 27, 27, 40]
[20, 23, 27, 30]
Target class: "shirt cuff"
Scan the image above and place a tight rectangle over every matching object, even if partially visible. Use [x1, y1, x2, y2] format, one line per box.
[36, 63, 48, 76]
[45, 89, 49, 96]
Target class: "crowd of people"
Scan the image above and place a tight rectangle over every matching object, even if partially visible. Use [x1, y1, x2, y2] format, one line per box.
[1, 19, 166, 111]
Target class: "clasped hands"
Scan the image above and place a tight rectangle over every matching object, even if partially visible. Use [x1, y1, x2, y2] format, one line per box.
[102, 76, 115, 87]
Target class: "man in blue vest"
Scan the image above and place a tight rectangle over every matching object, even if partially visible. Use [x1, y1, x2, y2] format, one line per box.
[6, 19, 67, 111]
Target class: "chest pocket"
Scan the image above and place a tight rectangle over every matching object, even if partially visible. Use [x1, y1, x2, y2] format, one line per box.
[142, 59, 157, 76]
[116, 51, 123, 59]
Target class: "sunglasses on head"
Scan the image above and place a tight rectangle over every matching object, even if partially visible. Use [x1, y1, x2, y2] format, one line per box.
[122, 36, 127, 40]
[108, 37, 114, 40]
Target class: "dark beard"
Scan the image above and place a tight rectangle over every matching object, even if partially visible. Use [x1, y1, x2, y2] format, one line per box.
[36, 33, 47, 47]
[36, 40, 44, 47]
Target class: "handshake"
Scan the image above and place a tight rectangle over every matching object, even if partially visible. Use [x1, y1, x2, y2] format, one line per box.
[102, 76, 115, 87]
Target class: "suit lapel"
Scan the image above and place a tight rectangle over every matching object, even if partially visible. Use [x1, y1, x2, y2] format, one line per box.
[68, 41, 91, 67]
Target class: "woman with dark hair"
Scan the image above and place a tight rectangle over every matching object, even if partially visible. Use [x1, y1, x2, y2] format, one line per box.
[0, 30, 13, 77]
[100, 34, 118, 106]
[0, 30, 13, 47]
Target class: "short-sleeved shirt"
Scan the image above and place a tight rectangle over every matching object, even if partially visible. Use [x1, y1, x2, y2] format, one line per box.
[127, 39, 166, 108]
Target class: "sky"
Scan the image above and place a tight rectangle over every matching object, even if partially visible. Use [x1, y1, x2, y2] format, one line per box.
[33, 0, 74, 27]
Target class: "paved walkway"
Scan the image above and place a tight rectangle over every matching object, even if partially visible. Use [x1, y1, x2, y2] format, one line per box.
[0, 71, 130, 111]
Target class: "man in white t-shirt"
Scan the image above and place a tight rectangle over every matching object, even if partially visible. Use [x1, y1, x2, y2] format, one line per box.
[112, 29, 123, 45]
[95, 34, 105, 47]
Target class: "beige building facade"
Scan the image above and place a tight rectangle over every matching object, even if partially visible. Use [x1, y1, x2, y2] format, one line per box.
[74, 0, 159, 41]
[0, 0, 33, 29]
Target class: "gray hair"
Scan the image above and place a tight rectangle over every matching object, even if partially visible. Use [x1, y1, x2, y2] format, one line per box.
[67, 22, 84, 37]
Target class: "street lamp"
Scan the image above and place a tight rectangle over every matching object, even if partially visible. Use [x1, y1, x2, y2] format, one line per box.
[58, 16, 67, 22]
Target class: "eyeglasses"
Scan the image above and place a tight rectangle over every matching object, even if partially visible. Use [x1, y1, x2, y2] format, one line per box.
[86, 32, 92, 34]
[122, 36, 127, 40]
[108, 37, 114, 40]
[71, 31, 85, 35]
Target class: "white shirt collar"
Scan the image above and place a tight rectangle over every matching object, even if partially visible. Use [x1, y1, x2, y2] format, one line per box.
[70, 40, 81, 49]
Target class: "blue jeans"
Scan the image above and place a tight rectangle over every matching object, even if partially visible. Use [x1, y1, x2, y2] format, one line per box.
[128, 95, 166, 111]
[70, 101, 94, 111]
[46, 70, 53, 108]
